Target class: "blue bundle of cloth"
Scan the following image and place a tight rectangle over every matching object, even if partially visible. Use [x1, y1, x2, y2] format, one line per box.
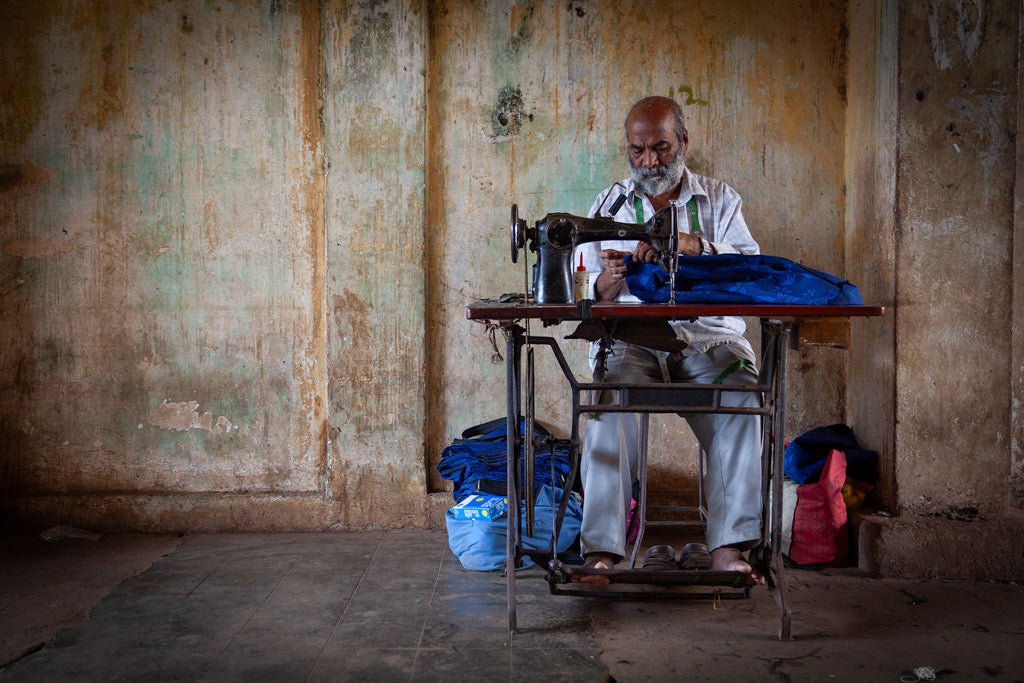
[624, 253, 863, 305]
[437, 418, 572, 502]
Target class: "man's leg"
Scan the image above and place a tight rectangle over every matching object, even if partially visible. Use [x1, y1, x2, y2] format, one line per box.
[579, 412, 636, 577]
[579, 343, 660, 578]
[677, 344, 764, 580]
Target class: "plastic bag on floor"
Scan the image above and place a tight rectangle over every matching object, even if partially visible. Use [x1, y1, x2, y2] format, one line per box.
[783, 449, 849, 567]
[445, 485, 582, 572]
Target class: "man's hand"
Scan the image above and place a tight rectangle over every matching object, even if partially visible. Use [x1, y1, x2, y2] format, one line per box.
[599, 249, 630, 280]
[632, 242, 659, 264]
[595, 248, 630, 300]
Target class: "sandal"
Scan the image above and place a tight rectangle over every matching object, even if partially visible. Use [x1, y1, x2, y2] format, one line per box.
[677, 542, 712, 570]
[642, 544, 677, 570]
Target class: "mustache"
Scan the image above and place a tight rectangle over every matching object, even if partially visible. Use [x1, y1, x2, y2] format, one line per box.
[633, 165, 672, 178]
[630, 163, 671, 176]
[629, 150, 685, 195]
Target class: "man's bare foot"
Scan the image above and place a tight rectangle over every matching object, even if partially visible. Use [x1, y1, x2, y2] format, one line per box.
[710, 547, 766, 585]
[572, 552, 617, 585]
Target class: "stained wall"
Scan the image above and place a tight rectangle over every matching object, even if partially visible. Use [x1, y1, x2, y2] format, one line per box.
[0, 0, 851, 531]
[425, 0, 851, 493]
[894, 0, 1019, 516]
[1, 2, 331, 529]
[2, 0, 1021, 577]
[846, 0, 899, 510]
[846, 0, 1024, 579]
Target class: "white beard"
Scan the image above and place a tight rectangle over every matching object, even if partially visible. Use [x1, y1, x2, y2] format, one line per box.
[629, 149, 686, 198]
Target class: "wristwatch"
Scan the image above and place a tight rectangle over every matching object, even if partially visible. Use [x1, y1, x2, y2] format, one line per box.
[698, 236, 714, 256]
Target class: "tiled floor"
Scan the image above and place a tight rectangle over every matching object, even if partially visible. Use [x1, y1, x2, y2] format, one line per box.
[5, 531, 1024, 682]
[1, 532, 604, 682]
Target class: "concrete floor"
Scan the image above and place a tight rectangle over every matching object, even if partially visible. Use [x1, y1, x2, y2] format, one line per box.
[1, 532, 1022, 682]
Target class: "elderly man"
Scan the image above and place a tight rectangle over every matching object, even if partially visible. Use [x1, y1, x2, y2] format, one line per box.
[574, 96, 764, 583]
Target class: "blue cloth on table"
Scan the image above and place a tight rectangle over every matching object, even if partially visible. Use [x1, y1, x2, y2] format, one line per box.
[623, 253, 863, 305]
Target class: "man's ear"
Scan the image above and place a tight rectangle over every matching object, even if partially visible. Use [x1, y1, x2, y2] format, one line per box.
[680, 128, 689, 149]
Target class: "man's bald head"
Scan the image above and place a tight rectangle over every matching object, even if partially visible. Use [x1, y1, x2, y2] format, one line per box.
[625, 96, 686, 146]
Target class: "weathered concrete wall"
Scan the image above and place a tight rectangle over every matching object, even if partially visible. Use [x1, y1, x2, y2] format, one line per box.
[5, 0, 1019, 572]
[846, 0, 898, 509]
[425, 0, 852, 493]
[850, 0, 1024, 580]
[0, 0, 872, 530]
[1, 2, 329, 529]
[0, 0, 436, 532]
[323, 0, 428, 527]
[1012, 0, 1024, 510]
[895, 0, 1018, 515]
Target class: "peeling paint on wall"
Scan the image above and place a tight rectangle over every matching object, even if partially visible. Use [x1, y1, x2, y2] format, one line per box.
[145, 400, 233, 434]
[946, 85, 1010, 200]
[491, 84, 527, 136]
[929, 0, 985, 70]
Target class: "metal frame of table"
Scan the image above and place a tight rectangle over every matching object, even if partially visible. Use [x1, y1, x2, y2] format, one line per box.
[466, 301, 884, 641]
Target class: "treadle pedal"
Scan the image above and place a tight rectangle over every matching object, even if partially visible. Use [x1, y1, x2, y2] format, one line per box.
[549, 582, 751, 601]
[545, 560, 751, 589]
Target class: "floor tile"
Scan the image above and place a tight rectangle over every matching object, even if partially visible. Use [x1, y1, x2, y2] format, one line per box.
[328, 588, 432, 649]
[1, 532, 606, 682]
[410, 647, 511, 680]
[327, 619, 425, 649]
[308, 647, 417, 683]
[510, 647, 606, 682]
[239, 593, 347, 639]
[204, 635, 324, 683]
[189, 567, 286, 595]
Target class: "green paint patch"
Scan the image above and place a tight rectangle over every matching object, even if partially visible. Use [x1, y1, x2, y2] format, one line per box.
[678, 85, 708, 106]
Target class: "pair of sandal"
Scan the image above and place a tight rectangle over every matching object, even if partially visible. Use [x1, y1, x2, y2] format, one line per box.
[641, 543, 713, 570]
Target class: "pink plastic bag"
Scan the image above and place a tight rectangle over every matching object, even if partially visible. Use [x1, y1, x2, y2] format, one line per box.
[789, 449, 848, 566]
[626, 498, 639, 544]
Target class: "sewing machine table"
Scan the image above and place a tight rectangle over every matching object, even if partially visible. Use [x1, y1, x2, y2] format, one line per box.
[465, 301, 884, 640]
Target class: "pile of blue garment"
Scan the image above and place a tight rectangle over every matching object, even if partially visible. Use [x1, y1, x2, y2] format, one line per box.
[623, 253, 863, 305]
[784, 423, 879, 485]
[437, 418, 572, 502]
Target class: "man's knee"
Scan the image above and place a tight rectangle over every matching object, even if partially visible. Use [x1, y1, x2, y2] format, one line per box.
[584, 417, 627, 467]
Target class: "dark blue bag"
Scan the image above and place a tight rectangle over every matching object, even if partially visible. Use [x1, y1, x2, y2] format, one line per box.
[624, 253, 863, 305]
[784, 423, 879, 485]
[436, 418, 572, 502]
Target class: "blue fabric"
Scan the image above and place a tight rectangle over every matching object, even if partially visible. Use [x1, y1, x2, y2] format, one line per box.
[445, 485, 583, 571]
[623, 253, 863, 305]
[436, 418, 572, 502]
[784, 423, 879, 485]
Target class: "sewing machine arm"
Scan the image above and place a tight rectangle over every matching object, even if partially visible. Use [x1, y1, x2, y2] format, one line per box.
[510, 204, 678, 304]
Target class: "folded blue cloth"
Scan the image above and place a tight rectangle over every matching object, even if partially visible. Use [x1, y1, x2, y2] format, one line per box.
[437, 418, 572, 501]
[624, 253, 863, 305]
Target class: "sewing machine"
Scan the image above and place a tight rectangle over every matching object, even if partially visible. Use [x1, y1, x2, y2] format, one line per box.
[509, 201, 680, 304]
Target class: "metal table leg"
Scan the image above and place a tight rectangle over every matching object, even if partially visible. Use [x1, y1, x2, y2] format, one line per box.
[504, 324, 524, 635]
[763, 320, 793, 640]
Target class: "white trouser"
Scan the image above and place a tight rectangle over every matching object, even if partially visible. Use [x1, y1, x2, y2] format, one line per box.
[580, 341, 762, 559]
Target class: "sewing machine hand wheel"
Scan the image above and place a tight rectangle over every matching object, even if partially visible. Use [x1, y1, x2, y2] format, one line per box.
[510, 204, 526, 263]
